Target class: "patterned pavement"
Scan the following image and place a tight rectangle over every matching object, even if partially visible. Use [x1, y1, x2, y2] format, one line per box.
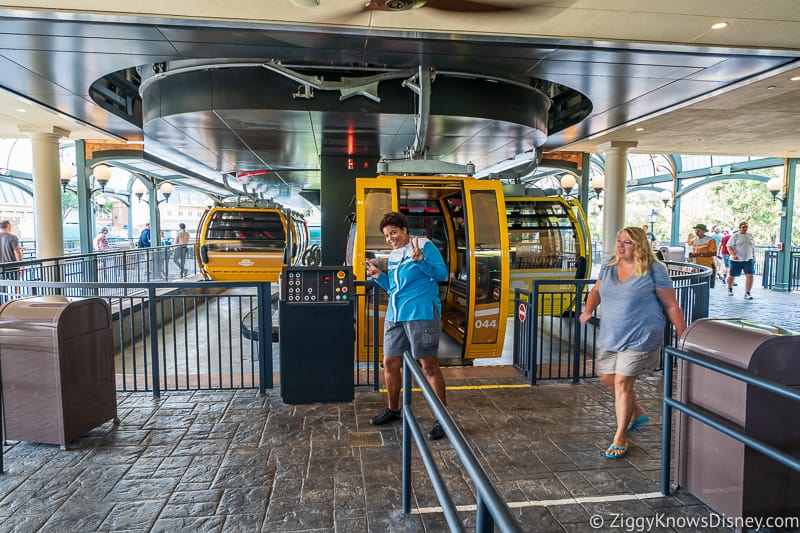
[0, 281, 798, 532]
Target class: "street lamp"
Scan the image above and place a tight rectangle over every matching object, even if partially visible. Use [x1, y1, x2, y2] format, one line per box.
[61, 163, 113, 194]
[560, 174, 576, 197]
[131, 180, 147, 202]
[767, 177, 785, 204]
[92, 164, 112, 192]
[590, 175, 605, 197]
[60, 164, 75, 191]
[648, 208, 658, 233]
[660, 189, 674, 210]
[132, 180, 174, 203]
[158, 182, 174, 203]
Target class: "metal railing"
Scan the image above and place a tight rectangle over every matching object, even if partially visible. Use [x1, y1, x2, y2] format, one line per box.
[661, 345, 800, 495]
[761, 246, 800, 291]
[0, 274, 381, 396]
[0, 244, 197, 299]
[513, 261, 712, 384]
[401, 350, 522, 533]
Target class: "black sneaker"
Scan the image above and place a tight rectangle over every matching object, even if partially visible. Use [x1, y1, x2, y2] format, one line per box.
[744, 293, 753, 300]
[427, 420, 445, 441]
[728, 289, 733, 296]
[370, 408, 401, 426]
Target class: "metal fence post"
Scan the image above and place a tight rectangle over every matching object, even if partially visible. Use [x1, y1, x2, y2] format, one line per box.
[529, 286, 538, 386]
[147, 287, 161, 398]
[661, 348, 675, 495]
[572, 281, 584, 384]
[372, 282, 380, 392]
[401, 362, 412, 514]
[257, 282, 271, 394]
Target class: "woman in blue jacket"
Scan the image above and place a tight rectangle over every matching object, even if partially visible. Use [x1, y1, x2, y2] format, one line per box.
[365, 211, 450, 440]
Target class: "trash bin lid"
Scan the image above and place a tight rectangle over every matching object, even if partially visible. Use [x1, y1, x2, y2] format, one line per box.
[0, 296, 111, 337]
[681, 318, 800, 382]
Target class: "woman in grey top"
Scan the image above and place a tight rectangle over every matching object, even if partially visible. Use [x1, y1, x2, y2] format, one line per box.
[579, 226, 686, 460]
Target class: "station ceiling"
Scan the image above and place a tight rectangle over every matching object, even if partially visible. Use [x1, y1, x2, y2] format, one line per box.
[0, 1, 799, 203]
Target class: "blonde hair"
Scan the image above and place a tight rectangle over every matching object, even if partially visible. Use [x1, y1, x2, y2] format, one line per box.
[608, 226, 663, 275]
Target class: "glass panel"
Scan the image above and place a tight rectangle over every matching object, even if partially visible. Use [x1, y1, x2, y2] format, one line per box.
[506, 200, 576, 271]
[400, 199, 449, 266]
[363, 188, 393, 266]
[470, 190, 502, 343]
[205, 210, 286, 252]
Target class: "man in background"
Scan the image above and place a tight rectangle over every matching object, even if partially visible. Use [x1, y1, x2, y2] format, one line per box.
[173, 222, 191, 277]
[138, 223, 151, 248]
[688, 223, 717, 288]
[0, 220, 24, 292]
[0, 220, 23, 265]
[727, 221, 756, 300]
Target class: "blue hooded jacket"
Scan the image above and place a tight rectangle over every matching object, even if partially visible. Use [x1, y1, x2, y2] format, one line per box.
[374, 237, 449, 322]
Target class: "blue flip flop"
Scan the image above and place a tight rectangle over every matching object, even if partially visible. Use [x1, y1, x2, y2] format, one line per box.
[605, 444, 629, 460]
[627, 414, 650, 432]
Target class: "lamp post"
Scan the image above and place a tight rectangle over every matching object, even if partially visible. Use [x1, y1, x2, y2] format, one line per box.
[648, 208, 658, 234]
[131, 179, 175, 279]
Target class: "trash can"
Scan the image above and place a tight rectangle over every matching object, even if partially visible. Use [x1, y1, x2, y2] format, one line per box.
[675, 318, 800, 519]
[658, 245, 685, 261]
[0, 296, 118, 449]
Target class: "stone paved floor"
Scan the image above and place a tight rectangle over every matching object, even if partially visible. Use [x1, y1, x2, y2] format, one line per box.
[0, 370, 764, 533]
[707, 274, 800, 331]
[1, 281, 797, 532]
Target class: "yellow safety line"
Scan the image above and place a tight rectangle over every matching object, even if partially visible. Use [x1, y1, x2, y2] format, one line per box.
[377, 383, 530, 393]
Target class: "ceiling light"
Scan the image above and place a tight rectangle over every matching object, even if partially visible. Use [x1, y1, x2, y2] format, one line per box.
[767, 85, 776, 90]
[635, 127, 645, 132]
[791, 76, 800, 82]
[289, 0, 320, 6]
[16, 108, 26, 113]
[710, 22, 729, 30]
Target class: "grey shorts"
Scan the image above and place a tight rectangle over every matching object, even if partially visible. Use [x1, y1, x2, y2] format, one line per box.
[383, 312, 441, 360]
[596, 346, 661, 377]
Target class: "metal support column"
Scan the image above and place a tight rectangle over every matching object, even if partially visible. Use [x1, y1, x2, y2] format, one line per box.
[773, 158, 797, 292]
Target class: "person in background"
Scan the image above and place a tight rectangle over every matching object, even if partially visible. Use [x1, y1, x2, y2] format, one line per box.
[138, 223, 151, 248]
[711, 226, 724, 281]
[94, 226, 110, 251]
[718, 229, 732, 281]
[727, 221, 756, 300]
[0, 220, 24, 290]
[579, 226, 686, 460]
[642, 224, 656, 247]
[0, 220, 23, 266]
[365, 211, 450, 441]
[93, 226, 111, 274]
[173, 222, 191, 277]
[688, 223, 717, 288]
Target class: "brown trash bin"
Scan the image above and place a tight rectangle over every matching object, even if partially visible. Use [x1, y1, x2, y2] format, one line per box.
[675, 318, 800, 519]
[0, 296, 118, 449]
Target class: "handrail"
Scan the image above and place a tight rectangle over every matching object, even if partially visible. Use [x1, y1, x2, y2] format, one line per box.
[401, 350, 522, 533]
[661, 346, 800, 495]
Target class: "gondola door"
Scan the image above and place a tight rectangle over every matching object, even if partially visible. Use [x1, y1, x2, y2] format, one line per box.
[459, 180, 509, 359]
[353, 177, 397, 361]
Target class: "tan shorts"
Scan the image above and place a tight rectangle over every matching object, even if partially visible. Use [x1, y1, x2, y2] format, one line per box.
[596, 346, 661, 377]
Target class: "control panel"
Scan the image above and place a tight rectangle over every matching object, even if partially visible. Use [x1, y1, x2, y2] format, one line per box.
[281, 266, 354, 304]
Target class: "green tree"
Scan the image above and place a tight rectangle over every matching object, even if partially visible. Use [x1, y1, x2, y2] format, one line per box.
[61, 191, 77, 219]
